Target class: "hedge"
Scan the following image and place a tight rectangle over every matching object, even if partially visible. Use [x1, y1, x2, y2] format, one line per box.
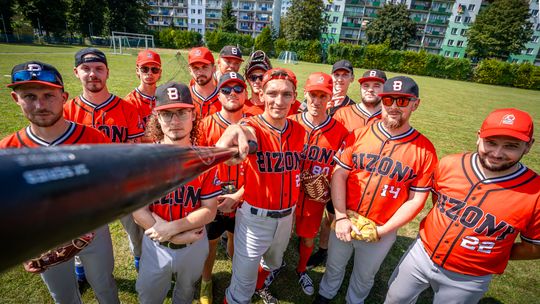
[204, 31, 254, 55]
[327, 43, 537, 90]
[156, 28, 202, 49]
[274, 39, 323, 63]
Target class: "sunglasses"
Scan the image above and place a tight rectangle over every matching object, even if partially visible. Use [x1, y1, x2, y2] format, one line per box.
[12, 70, 62, 85]
[159, 110, 191, 122]
[248, 74, 264, 82]
[139, 66, 161, 74]
[220, 85, 245, 95]
[381, 96, 416, 107]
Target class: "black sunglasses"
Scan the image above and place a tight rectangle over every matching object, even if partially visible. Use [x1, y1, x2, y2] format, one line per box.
[139, 66, 161, 74]
[381, 96, 416, 107]
[220, 85, 245, 95]
[248, 74, 264, 82]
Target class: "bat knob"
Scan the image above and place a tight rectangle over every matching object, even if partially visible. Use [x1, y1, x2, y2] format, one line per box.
[247, 140, 258, 154]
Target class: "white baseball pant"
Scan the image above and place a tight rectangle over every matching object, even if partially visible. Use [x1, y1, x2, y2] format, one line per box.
[384, 238, 492, 304]
[120, 214, 144, 258]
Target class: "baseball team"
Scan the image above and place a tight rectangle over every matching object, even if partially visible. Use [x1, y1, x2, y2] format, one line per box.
[2, 45, 538, 304]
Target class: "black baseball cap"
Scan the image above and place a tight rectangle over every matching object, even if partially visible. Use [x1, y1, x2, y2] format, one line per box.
[75, 48, 108, 67]
[379, 76, 419, 98]
[154, 82, 194, 111]
[8, 61, 64, 89]
[218, 72, 247, 89]
[359, 69, 387, 84]
[220, 45, 244, 61]
[332, 60, 354, 74]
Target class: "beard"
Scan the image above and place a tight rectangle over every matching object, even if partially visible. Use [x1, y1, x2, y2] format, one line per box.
[478, 152, 520, 172]
[28, 111, 62, 127]
[224, 102, 243, 113]
[382, 113, 404, 130]
[361, 95, 381, 106]
[196, 75, 212, 86]
[85, 80, 105, 93]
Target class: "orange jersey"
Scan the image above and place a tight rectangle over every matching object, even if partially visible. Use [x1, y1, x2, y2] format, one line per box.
[64, 95, 144, 143]
[335, 121, 437, 225]
[150, 166, 221, 221]
[290, 113, 349, 217]
[333, 103, 381, 132]
[190, 84, 221, 118]
[123, 88, 155, 129]
[199, 112, 246, 201]
[243, 98, 302, 117]
[241, 115, 307, 210]
[419, 153, 540, 276]
[0, 121, 109, 148]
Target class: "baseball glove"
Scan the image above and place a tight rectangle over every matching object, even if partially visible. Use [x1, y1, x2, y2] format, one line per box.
[347, 210, 380, 242]
[29, 232, 95, 270]
[300, 170, 331, 203]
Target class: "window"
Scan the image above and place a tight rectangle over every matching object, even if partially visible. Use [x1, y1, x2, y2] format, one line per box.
[531, 9, 539, 17]
[537, 23, 540, 31]
[191, 9, 195, 13]
[448, 39, 454, 46]
[335, 5, 341, 11]
[526, 48, 534, 54]
[326, 4, 331, 11]
[444, 51, 450, 57]
[468, 4, 475, 11]
[533, 36, 539, 43]
[451, 28, 457, 35]
[453, 52, 460, 58]
[455, 15, 461, 22]
[198, 9, 202, 14]
[461, 28, 467, 36]
[191, 0, 195, 4]
[464, 16, 471, 23]
[331, 28, 337, 34]
[333, 16, 339, 22]
[191, 18, 195, 23]
[457, 40, 464, 47]
[511, 59, 519, 63]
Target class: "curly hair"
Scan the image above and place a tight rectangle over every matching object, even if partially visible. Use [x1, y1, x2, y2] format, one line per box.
[145, 110, 201, 145]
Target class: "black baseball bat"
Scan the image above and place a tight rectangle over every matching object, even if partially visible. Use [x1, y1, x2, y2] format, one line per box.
[0, 142, 255, 272]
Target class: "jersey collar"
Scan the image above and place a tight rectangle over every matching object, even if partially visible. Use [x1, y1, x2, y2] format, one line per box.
[25, 122, 76, 146]
[376, 121, 415, 140]
[79, 94, 115, 110]
[135, 87, 156, 104]
[355, 103, 381, 119]
[191, 85, 218, 103]
[259, 115, 289, 134]
[301, 112, 331, 131]
[470, 153, 528, 184]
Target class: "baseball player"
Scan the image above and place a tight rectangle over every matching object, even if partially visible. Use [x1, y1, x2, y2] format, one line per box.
[326, 60, 356, 117]
[1, 61, 119, 304]
[124, 49, 162, 143]
[243, 50, 272, 117]
[314, 76, 438, 304]
[215, 45, 244, 81]
[288, 72, 349, 295]
[133, 82, 220, 304]
[385, 108, 539, 304]
[188, 46, 221, 118]
[308, 68, 388, 270]
[63, 48, 145, 274]
[198, 72, 248, 304]
[217, 68, 307, 304]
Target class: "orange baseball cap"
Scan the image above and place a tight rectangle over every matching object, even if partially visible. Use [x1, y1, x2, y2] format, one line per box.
[188, 47, 214, 65]
[261, 68, 297, 88]
[304, 72, 333, 95]
[137, 50, 161, 66]
[479, 108, 534, 142]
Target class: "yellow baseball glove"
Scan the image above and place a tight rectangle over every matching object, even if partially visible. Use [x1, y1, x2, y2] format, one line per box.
[347, 210, 380, 242]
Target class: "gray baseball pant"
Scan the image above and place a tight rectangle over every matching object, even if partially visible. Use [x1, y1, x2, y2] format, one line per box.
[120, 214, 143, 258]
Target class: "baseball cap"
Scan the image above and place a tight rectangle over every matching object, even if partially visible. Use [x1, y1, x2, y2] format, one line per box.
[332, 60, 354, 74]
[75, 47, 107, 67]
[137, 50, 161, 66]
[359, 69, 387, 84]
[7, 61, 64, 89]
[218, 72, 247, 89]
[379, 76, 419, 98]
[188, 47, 215, 65]
[154, 82, 194, 111]
[304, 72, 333, 95]
[245, 50, 272, 76]
[220, 45, 244, 62]
[479, 108, 534, 142]
[261, 68, 297, 89]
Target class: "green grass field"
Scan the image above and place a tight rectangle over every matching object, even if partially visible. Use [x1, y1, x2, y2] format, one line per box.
[0, 43, 538, 304]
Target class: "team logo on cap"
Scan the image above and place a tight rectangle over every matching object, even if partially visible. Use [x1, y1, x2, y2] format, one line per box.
[167, 87, 179, 100]
[27, 64, 42, 72]
[231, 47, 238, 55]
[501, 114, 515, 125]
[147, 53, 153, 58]
[369, 70, 377, 77]
[392, 80, 403, 91]
[195, 49, 202, 56]
[318, 76, 325, 83]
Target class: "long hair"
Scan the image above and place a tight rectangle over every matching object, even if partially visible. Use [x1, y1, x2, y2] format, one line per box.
[145, 111, 201, 145]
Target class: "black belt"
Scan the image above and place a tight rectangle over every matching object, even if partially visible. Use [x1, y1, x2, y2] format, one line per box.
[159, 241, 188, 250]
[250, 206, 292, 219]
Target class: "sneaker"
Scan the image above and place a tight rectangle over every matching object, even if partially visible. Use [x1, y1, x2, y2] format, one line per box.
[200, 279, 213, 304]
[255, 287, 279, 304]
[134, 256, 140, 272]
[306, 248, 327, 270]
[312, 294, 331, 304]
[264, 260, 286, 288]
[297, 271, 315, 296]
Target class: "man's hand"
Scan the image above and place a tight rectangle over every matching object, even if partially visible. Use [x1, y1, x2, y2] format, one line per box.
[216, 125, 257, 165]
[335, 217, 354, 242]
[217, 193, 242, 213]
[169, 227, 205, 245]
[145, 213, 174, 242]
[23, 261, 45, 274]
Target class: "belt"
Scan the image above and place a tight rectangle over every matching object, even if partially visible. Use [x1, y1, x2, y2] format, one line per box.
[250, 206, 292, 219]
[159, 241, 188, 250]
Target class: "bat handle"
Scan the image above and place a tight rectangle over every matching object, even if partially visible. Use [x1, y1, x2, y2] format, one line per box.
[247, 140, 258, 154]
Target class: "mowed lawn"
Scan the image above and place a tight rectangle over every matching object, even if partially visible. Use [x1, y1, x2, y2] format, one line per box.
[0, 43, 538, 304]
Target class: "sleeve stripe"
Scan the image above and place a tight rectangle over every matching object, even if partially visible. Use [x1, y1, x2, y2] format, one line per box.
[128, 131, 145, 139]
[334, 157, 352, 171]
[410, 186, 431, 192]
[521, 235, 540, 245]
[201, 190, 222, 200]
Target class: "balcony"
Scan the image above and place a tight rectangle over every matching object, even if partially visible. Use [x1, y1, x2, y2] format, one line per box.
[428, 19, 447, 25]
[342, 22, 361, 28]
[206, 13, 220, 19]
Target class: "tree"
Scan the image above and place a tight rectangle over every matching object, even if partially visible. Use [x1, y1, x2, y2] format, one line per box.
[18, 0, 68, 36]
[219, 0, 237, 32]
[466, 0, 533, 61]
[67, 0, 108, 37]
[254, 26, 274, 56]
[0, 0, 15, 35]
[282, 0, 327, 41]
[107, 0, 149, 33]
[365, 3, 416, 50]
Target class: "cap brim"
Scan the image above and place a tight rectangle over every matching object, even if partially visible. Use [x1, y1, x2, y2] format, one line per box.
[479, 129, 531, 142]
[189, 59, 213, 65]
[332, 67, 353, 73]
[7, 80, 63, 89]
[154, 103, 195, 111]
[247, 64, 269, 75]
[220, 55, 244, 62]
[359, 77, 385, 84]
[378, 92, 417, 98]
[137, 60, 161, 66]
[219, 78, 247, 89]
[305, 85, 332, 95]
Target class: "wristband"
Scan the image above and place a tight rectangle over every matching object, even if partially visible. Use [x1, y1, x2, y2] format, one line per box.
[335, 217, 348, 223]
